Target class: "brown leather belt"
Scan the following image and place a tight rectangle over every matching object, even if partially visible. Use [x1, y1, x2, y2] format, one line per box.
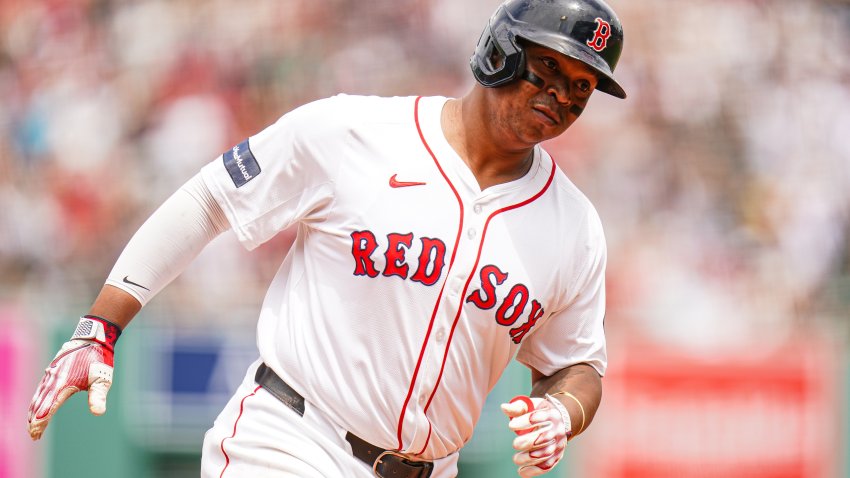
[254, 363, 434, 478]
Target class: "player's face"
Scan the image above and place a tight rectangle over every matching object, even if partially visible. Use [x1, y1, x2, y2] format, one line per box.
[489, 45, 599, 146]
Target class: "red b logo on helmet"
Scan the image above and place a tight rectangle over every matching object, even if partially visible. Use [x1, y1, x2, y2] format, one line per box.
[586, 17, 611, 52]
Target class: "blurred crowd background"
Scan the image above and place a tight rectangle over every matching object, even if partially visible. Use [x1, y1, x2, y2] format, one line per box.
[1, 0, 848, 477]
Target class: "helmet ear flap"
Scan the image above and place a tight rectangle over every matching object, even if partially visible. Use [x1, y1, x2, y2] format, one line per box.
[484, 36, 504, 72]
[470, 21, 526, 87]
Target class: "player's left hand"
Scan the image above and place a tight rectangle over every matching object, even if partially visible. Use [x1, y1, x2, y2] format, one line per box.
[27, 316, 121, 440]
[500, 395, 571, 477]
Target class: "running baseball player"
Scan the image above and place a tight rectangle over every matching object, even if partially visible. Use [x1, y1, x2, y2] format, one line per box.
[28, 0, 626, 476]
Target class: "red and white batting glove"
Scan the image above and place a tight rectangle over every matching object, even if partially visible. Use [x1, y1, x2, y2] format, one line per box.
[501, 395, 572, 477]
[28, 315, 122, 440]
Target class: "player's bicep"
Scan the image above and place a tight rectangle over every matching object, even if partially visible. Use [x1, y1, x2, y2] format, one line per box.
[200, 100, 341, 249]
[517, 283, 607, 377]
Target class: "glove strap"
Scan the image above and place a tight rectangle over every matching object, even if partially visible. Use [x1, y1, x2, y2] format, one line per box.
[71, 315, 122, 350]
[545, 393, 573, 441]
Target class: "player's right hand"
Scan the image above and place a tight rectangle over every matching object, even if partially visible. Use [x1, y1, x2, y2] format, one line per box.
[501, 395, 570, 477]
[28, 316, 122, 440]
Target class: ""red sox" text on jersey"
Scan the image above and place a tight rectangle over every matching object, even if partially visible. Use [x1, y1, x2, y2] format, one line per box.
[350, 230, 543, 343]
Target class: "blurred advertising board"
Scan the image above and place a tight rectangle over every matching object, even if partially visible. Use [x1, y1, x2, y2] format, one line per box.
[582, 337, 843, 478]
[0, 309, 40, 478]
[125, 324, 258, 453]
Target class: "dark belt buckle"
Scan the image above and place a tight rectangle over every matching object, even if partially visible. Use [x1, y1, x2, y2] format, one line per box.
[373, 450, 434, 478]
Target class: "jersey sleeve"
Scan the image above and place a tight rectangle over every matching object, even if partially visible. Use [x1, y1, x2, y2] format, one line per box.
[200, 97, 342, 250]
[515, 206, 608, 377]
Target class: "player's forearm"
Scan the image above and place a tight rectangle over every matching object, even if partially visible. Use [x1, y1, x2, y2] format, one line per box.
[98, 172, 230, 321]
[531, 363, 602, 439]
[88, 285, 142, 329]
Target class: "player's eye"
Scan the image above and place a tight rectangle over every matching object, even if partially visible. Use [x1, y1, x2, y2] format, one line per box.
[539, 56, 559, 72]
[574, 79, 593, 98]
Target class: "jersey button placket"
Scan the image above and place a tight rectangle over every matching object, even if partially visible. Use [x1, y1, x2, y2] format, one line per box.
[407, 336, 446, 453]
[405, 198, 482, 453]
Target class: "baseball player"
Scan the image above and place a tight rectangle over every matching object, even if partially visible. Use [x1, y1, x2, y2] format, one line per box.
[28, 0, 626, 476]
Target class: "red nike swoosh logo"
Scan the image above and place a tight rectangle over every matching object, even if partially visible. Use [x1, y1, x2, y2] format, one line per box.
[389, 174, 426, 188]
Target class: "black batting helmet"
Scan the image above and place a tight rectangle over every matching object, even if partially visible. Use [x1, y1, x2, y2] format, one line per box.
[470, 0, 626, 99]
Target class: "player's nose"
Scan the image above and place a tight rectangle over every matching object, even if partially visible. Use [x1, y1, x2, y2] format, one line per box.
[545, 80, 572, 106]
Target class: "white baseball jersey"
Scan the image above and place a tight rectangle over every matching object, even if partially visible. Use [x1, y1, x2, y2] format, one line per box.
[200, 94, 607, 460]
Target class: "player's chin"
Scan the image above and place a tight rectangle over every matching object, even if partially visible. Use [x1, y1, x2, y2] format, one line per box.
[529, 114, 573, 140]
[522, 122, 569, 144]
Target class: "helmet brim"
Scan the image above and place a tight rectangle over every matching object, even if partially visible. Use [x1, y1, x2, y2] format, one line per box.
[518, 31, 626, 99]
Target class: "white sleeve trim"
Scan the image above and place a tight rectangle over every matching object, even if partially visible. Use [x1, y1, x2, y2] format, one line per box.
[104, 172, 230, 306]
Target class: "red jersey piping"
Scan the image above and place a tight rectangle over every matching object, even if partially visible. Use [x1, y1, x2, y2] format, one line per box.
[395, 96, 465, 451]
[218, 385, 261, 477]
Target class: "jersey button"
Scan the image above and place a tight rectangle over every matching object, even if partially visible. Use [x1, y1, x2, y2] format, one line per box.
[418, 394, 427, 405]
[467, 228, 476, 239]
[473, 204, 482, 214]
[435, 328, 446, 343]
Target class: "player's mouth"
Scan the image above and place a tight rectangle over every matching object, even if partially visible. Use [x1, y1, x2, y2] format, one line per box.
[531, 104, 561, 126]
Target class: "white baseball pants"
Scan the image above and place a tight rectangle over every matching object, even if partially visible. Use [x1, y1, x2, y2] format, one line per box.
[200, 359, 459, 478]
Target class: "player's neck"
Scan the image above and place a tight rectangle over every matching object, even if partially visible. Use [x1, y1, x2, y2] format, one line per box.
[442, 97, 535, 191]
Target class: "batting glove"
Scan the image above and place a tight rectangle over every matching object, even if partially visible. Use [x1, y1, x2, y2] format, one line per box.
[28, 315, 122, 440]
[501, 395, 572, 477]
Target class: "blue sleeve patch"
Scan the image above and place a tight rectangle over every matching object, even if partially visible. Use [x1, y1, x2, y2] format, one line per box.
[222, 139, 261, 188]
